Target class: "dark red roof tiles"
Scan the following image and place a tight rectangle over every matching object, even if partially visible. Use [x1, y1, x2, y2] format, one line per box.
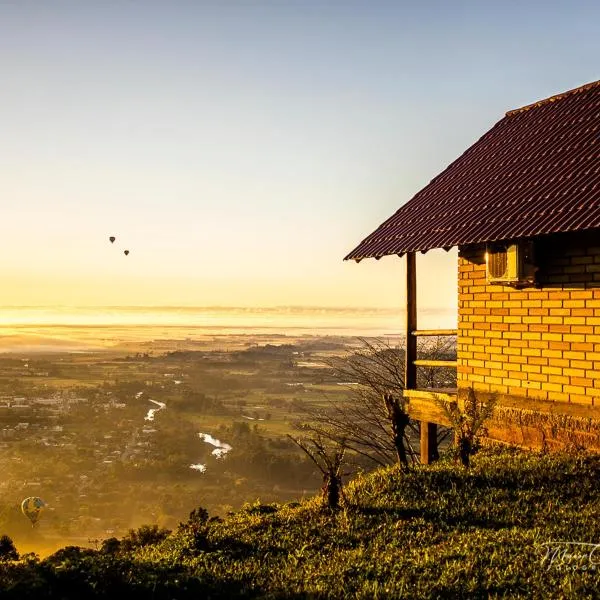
[345, 80, 600, 261]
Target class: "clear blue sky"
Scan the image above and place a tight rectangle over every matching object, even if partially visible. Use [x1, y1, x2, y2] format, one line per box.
[1, 0, 597, 313]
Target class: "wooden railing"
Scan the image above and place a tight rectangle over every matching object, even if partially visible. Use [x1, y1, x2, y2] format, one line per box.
[412, 329, 458, 337]
[404, 252, 458, 464]
[408, 328, 458, 375]
[411, 330, 458, 367]
[407, 329, 458, 464]
[413, 359, 458, 368]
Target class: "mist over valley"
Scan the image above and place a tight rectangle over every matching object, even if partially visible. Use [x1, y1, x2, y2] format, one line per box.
[0, 325, 387, 557]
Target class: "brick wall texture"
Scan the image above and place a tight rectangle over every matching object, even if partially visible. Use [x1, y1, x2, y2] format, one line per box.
[458, 231, 600, 407]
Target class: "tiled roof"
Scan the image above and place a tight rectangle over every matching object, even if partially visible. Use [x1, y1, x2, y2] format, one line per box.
[345, 80, 600, 261]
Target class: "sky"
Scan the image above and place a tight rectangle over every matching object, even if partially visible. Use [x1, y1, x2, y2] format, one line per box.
[1, 0, 598, 316]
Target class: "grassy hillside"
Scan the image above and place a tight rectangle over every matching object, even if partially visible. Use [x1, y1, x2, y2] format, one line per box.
[1, 446, 599, 599]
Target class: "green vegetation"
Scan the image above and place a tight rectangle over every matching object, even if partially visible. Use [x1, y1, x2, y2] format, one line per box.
[1, 336, 597, 597]
[1, 447, 598, 598]
[0, 337, 366, 548]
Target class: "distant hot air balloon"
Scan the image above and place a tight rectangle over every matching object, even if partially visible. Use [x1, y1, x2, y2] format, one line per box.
[124, 250, 130, 256]
[109, 236, 116, 243]
[21, 496, 46, 527]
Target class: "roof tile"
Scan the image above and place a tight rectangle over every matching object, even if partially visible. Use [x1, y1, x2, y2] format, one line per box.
[345, 80, 600, 261]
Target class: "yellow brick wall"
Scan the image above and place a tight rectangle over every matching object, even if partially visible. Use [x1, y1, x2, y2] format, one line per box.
[458, 231, 600, 407]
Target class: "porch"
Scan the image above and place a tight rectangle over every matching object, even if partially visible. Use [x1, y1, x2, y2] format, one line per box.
[402, 251, 457, 464]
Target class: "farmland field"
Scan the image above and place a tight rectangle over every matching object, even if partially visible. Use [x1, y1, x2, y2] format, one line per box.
[0, 331, 397, 557]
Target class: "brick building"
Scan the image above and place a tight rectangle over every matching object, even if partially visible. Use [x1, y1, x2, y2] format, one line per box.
[345, 80, 600, 456]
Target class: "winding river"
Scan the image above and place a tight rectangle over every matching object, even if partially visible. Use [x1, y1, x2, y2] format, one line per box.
[139, 396, 232, 473]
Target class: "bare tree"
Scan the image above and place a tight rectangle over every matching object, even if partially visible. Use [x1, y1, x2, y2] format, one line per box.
[383, 393, 412, 471]
[300, 337, 455, 469]
[436, 387, 497, 468]
[288, 436, 347, 510]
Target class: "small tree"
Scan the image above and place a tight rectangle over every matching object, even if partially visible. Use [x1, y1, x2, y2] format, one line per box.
[100, 537, 121, 554]
[120, 524, 171, 552]
[288, 436, 347, 510]
[301, 337, 455, 469]
[0, 534, 19, 561]
[383, 393, 411, 472]
[438, 387, 497, 468]
[176, 507, 211, 553]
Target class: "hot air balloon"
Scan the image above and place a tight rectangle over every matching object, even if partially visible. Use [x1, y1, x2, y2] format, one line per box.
[124, 250, 129, 256]
[21, 496, 46, 527]
[109, 236, 116, 243]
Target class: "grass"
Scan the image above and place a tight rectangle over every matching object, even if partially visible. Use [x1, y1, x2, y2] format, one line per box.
[1, 446, 598, 598]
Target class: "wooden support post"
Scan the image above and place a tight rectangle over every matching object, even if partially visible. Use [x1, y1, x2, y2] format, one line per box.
[405, 252, 417, 391]
[420, 421, 438, 464]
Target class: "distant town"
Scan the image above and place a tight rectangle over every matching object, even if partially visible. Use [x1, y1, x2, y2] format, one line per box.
[0, 336, 364, 552]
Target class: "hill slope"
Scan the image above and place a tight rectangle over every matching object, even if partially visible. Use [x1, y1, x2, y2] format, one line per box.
[1, 446, 599, 598]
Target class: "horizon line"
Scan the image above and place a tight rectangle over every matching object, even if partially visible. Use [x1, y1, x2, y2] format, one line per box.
[0, 304, 455, 313]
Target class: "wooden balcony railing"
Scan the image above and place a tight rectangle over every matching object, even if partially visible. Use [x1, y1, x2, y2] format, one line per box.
[404, 252, 459, 463]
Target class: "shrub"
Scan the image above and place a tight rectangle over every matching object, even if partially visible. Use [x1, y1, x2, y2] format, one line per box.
[120, 524, 171, 551]
[0, 534, 18, 561]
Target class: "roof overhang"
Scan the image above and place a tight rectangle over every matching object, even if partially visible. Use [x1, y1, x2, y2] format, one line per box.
[345, 80, 600, 262]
